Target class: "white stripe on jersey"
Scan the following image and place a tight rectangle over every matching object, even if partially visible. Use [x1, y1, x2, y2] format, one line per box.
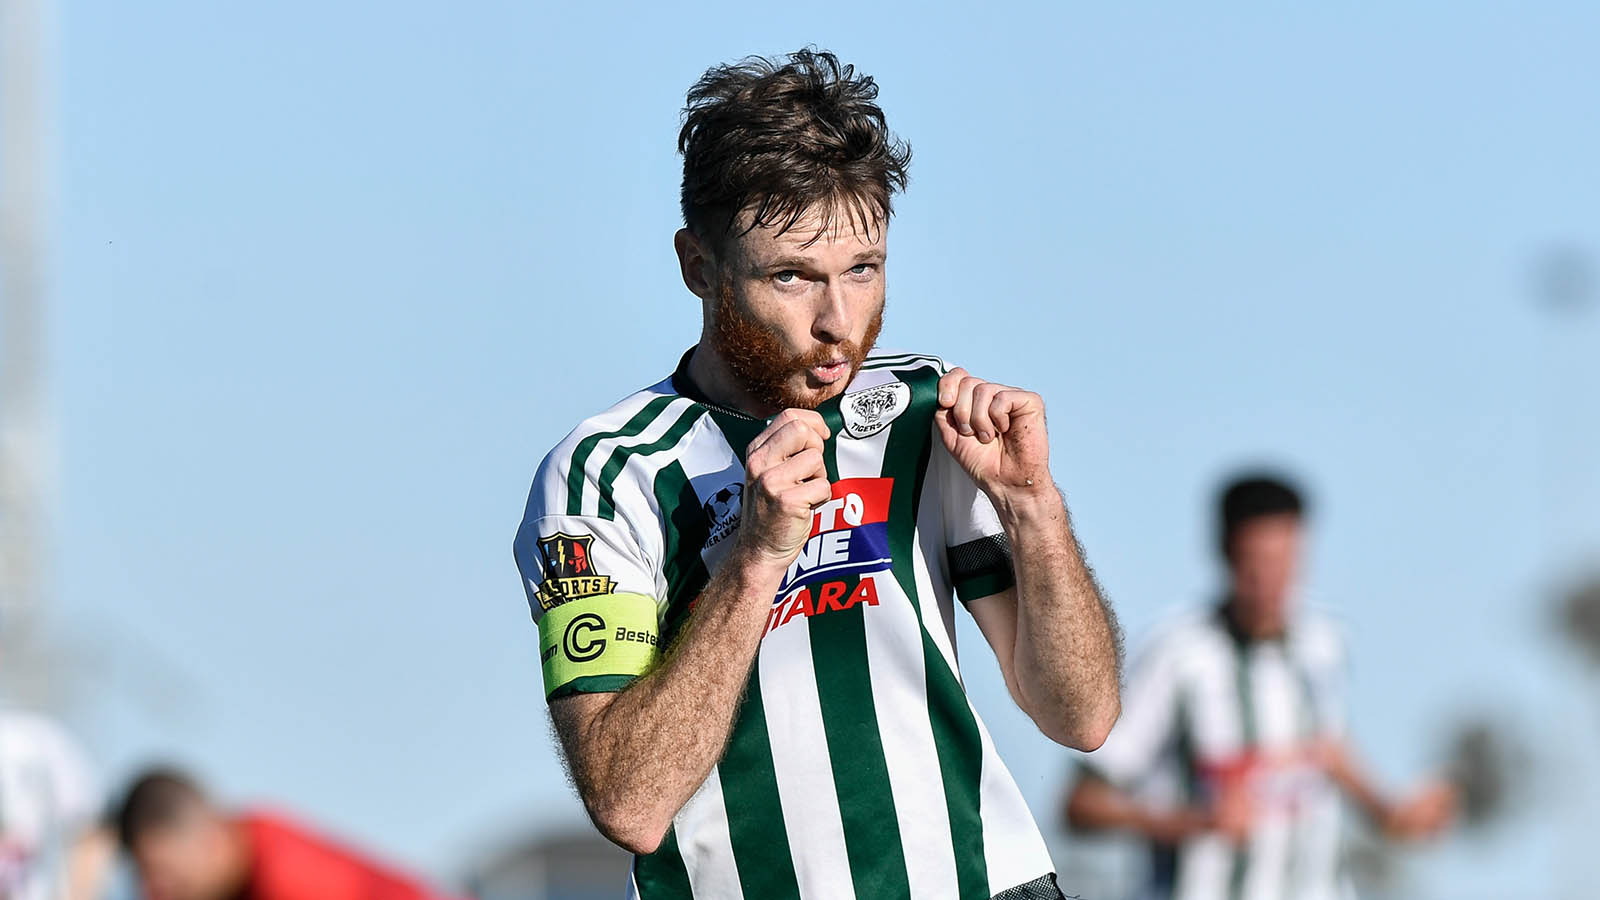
[911, 469, 962, 678]
[972, 707, 1056, 893]
[759, 619, 854, 900]
[674, 767, 744, 900]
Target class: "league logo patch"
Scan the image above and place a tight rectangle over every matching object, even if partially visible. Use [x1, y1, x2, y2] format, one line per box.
[535, 532, 616, 610]
[703, 482, 743, 548]
[840, 382, 911, 439]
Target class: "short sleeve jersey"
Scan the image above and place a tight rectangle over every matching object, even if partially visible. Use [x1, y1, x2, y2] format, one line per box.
[514, 349, 1063, 900]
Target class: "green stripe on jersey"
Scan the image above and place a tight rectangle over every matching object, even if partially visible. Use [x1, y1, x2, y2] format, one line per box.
[633, 828, 693, 899]
[880, 367, 991, 900]
[565, 395, 676, 516]
[596, 405, 707, 520]
[651, 460, 710, 641]
[1229, 642, 1256, 900]
[808, 399, 912, 900]
[720, 680, 802, 899]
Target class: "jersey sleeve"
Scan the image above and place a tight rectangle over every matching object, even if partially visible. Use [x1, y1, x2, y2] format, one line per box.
[514, 478, 665, 702]
[933, 415, 1016, 605]
[1080, 636, 1186, 788]
[1295, 612, 1349, 739]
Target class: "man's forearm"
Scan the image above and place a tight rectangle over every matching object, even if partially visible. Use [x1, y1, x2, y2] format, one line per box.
[1067, 778, 1208, 844]
[554, 545, 785, 853]
[997, 486, 1121, 749]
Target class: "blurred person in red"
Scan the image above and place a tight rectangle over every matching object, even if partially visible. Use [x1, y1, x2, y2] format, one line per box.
[114, 768, 459, 900]
[1063, 474, 1456, 900]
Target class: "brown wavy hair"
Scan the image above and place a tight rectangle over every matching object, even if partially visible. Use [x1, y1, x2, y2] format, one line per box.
[678, 48, 912, 254]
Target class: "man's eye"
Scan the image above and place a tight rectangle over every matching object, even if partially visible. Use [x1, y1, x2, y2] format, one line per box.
[774, 271, 800, 284]
[850, 264, 873, 275]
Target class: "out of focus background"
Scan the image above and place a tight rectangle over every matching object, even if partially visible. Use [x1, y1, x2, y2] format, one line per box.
[2, 1, 1596, 898]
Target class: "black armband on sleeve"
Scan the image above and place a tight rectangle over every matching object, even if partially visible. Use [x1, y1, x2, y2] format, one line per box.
[947, 533, 1016, 605]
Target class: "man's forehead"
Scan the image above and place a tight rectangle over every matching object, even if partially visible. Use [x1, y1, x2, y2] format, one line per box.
[733, 203, 886, 259]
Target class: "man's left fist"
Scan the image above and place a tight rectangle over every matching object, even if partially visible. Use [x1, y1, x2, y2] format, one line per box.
[936, 367, 1051, 501]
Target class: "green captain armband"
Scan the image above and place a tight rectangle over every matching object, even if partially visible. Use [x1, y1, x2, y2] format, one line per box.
[538, 591, 662, 701]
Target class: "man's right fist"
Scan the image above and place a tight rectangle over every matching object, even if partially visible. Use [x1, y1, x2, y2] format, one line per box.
[736, 409, 832, 568]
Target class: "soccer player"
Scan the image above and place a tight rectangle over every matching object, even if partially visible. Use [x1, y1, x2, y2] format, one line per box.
[115, 769, 460, 900]
[513, 49, 1123, 900]
[1063, 474, 1456, 900]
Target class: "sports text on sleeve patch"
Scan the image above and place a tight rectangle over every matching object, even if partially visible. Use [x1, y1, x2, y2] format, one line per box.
[534, 531, 617, 611]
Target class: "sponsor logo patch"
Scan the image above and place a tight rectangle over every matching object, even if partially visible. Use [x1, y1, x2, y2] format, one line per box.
[840, 381, 911, 439]
[535, 532, 616, 610]
[764, 477, 894, 635]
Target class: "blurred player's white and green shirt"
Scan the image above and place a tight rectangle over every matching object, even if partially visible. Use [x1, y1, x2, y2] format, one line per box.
[1080, 606, 1352, 900]
[515, 349, 1065, 900]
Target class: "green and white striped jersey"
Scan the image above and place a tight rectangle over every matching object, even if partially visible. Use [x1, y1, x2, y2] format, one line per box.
[515, 349, 1061, 900]
[1081, 606, 1351, 900]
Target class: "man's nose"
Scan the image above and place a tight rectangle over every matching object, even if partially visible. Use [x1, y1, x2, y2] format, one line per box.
[813, 280, 849, 344]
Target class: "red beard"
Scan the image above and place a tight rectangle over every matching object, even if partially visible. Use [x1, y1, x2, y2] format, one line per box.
[710, 280, 884, 411]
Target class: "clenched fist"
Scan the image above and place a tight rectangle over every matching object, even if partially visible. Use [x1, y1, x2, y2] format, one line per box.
[936, 367, 1052, 503]
[736, 409, 833, 568]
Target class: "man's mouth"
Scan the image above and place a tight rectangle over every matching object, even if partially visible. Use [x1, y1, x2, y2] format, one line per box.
[808, 359, 851, 383]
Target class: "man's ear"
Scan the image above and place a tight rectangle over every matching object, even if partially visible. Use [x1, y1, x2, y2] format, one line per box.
[674, 228, 718, 302]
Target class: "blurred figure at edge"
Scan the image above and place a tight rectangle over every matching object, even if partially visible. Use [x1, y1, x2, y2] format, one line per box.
[1063, 473, 1456, 900]
[114, 769, 460, 900]
[0, 707, 113, 900]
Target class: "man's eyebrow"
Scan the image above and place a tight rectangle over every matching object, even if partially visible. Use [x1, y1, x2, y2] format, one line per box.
[758, 256, 821, 271]
[753, 249, 886, 272]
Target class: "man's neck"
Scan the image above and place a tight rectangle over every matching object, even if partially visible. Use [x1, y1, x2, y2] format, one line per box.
[1219, 598, 1287, 644]
[684, 341, 778, 418]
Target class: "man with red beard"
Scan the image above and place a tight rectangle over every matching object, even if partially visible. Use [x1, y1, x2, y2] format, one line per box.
[513, 48, 1123, 900]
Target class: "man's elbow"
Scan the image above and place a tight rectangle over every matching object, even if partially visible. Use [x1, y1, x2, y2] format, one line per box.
[585, 796, 674, 856]
[1037, 695, 1120, 752]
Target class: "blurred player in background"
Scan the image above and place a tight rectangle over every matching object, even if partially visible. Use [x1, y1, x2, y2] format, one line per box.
[1063, 473, 1455, 900]
[114, 768, 459, 900]
[0, 707, 112, 900]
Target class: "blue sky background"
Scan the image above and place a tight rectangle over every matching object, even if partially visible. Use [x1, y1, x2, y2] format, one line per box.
[27, 1, 1600, 896]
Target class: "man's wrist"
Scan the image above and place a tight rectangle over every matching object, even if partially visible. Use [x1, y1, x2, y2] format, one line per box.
[988, 480, 1067, 531]
[725, 536, 795, 593]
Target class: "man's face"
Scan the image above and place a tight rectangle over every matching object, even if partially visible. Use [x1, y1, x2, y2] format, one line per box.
[1227, 513, 1303, 637]
[708, 204, 886, 412]
[131, 811, 238, 900]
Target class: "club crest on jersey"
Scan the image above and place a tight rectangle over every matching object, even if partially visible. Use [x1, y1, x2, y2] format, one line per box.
[535, 532, 615, 610]
[839, 382, 911, 439]
[703, 482, 742, 548]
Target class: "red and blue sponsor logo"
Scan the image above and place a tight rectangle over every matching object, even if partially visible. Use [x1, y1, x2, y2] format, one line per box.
[766, 477, 894, 635]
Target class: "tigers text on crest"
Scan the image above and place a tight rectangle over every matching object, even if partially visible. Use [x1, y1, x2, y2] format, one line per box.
[840, 381, 911, 439]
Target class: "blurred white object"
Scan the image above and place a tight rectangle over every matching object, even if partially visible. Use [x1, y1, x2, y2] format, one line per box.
[0, 709, 101, 900]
